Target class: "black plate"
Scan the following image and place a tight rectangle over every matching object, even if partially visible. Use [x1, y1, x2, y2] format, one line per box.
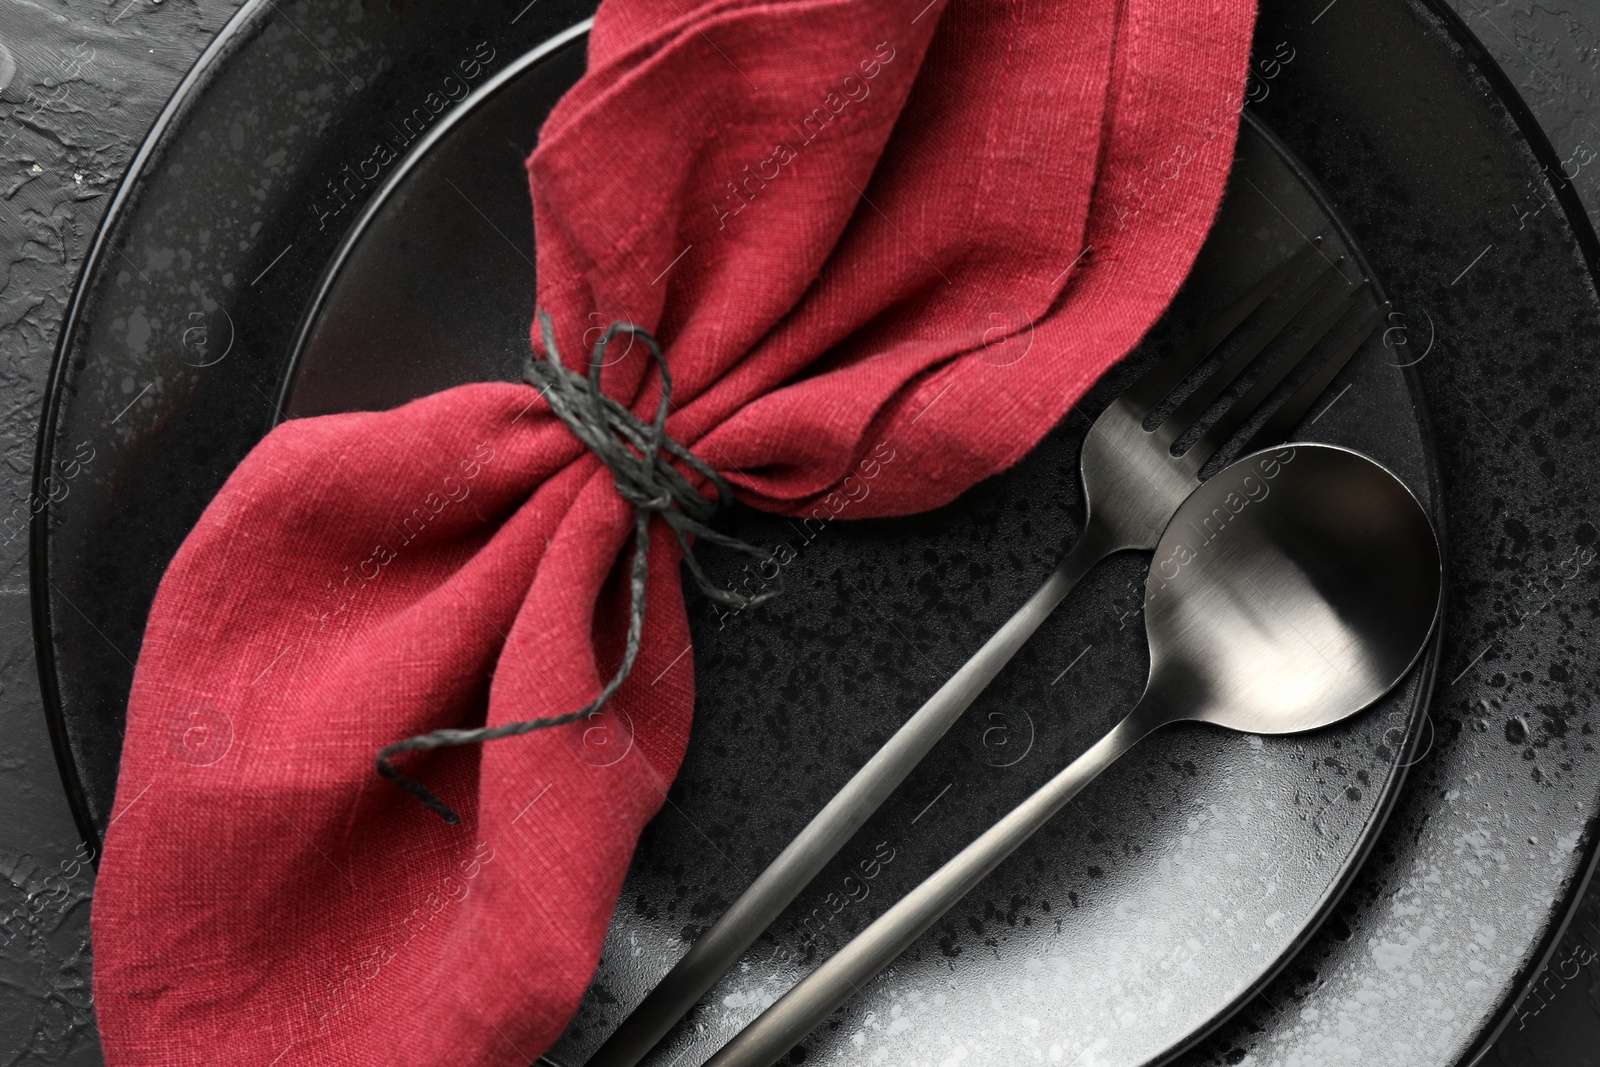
[26, 0, 1600, 1064]
[37, 2, 1442, 1063]
[274, 27, 1439, 1067]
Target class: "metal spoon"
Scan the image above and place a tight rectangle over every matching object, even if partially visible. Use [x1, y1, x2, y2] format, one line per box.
[701, 442, 1443, 1067]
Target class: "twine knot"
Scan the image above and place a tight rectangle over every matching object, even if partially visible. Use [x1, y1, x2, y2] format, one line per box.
[377, 313, 782, 823]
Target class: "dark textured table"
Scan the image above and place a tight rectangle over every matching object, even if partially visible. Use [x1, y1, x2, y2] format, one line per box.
[1, 1, 1599, 1064]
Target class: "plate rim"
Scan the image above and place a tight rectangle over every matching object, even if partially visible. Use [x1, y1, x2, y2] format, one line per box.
[28, 0, 277, 863]
[272, 19, 594, 421]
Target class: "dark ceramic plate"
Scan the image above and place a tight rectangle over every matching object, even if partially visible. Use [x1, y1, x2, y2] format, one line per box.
[37, 3, 1444, 1064]
[26, 2, 1600, 1067]
[275, 29, 1440, 1067]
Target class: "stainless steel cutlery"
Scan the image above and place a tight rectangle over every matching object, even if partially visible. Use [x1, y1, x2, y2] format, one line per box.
[588, 242, 1394, 1067]
[703, 442, 1442, 1066]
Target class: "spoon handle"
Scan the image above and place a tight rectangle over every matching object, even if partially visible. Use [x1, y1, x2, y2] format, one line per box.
[702, 707, 1158, 1067]
[585, 522, 1118, 1067]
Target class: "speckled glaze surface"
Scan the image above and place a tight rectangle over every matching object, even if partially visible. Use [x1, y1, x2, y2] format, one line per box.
[6, 0, 1600, 1064]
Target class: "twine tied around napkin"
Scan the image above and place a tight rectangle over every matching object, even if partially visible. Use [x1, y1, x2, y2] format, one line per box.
[377, 312, 781, 823]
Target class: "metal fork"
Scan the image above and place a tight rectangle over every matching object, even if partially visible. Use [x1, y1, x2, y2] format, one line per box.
[586, 241, 1388, 1067]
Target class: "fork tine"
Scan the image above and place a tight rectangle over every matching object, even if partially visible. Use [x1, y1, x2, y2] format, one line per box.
[1153, 256, 1346, 447]
[1122, 239, 1326, 414]
[1184, 283, 1372, 469]
[1239, 301, 1389, 455]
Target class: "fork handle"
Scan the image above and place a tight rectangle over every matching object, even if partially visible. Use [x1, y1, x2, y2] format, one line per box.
[584, 519, 1119, 1067]
[701, 704, 1160, 1067]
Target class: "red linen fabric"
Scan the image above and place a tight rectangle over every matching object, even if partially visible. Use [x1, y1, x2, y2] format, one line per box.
[91, 0, 1257, 1063]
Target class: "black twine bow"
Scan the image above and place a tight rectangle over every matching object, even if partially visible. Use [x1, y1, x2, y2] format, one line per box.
[377, 313, 783, 823]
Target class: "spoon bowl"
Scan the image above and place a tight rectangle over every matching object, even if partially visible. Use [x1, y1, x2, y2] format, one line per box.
[1144, 443, 1442, 735]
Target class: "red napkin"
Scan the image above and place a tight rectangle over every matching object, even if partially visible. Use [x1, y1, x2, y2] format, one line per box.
[91, 0, 1256, 1063]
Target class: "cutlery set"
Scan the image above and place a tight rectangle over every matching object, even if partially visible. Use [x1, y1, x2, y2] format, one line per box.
[589, 243, 1445, 1067]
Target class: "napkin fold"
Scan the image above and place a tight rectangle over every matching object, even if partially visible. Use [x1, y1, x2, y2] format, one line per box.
[91, 0, 1257, 1063]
